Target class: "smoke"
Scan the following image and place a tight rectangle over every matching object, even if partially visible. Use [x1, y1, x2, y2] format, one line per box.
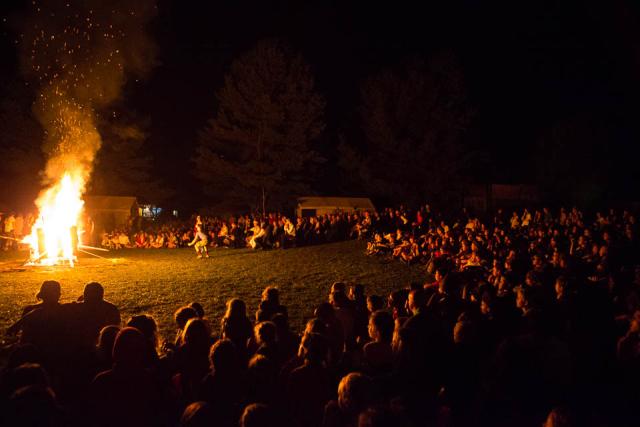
[19, 0, 157, 192]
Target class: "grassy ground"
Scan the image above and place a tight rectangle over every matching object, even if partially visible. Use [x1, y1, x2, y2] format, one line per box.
[0, 240, 426, 348]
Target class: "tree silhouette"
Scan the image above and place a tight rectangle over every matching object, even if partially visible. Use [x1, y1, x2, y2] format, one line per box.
[535, 114, 612, 205]
[90, 110, 172, 203]
[194, 39, 325, 213]
[0, 83, 45, 211]
[339, 54, 473, 205]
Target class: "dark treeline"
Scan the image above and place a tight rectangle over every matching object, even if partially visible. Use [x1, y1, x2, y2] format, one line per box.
[1, 2, 640, 213]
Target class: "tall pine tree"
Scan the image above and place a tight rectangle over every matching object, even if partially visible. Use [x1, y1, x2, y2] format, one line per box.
[195, 39, 325, 213]
[339, 54, 473, 206]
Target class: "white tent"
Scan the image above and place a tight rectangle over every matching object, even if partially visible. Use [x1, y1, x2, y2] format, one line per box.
[296, 197, 375, 217]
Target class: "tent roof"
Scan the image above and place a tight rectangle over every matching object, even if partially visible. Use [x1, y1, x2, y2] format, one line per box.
[296, 196, 375, 210]
[84, 196, 138, 211]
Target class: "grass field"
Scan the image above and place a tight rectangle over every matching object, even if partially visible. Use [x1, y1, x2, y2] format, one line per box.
[0, 240, 426, 348]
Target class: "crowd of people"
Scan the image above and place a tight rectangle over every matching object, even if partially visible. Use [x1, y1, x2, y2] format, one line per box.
[1, 205, 640, 426]
[0, 212, 32, 251]
[98, 213, 363, 251]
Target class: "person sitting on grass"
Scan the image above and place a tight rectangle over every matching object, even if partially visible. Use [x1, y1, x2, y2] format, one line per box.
[363, 310, 394, 374]
[285, 332, 332, 427]
[179, 401, 215, 427]
[134, 231, 147, 248]
[198, 339, 247, 426]
[126, 315, 161, 371]
[6, 281, 70, 371]
[322, 372, 375, 427]
[151, 233, 165, 249]
[118, 230, 133, 249]
[253, 321, 279, 366]
[144, 232, 154, 249]
[188, 225, 209, 258]
[220, 299, 253, 361]
[170, 306, 199, 349]
[241, 403, 277, 427]
[167, 232, 178, 249]
[366, 233, 390, 256]
[100, 232, 112, 249]
[399, 236, 420, 265]
[172, 318, 213, 404]
[90, 327, 163, 427]
[256, 286, 288, 321]
[75, 282, 121, 349]
[93, 325, 120, 376]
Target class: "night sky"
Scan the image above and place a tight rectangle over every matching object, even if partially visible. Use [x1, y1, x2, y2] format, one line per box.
[2, 0, 640, 208]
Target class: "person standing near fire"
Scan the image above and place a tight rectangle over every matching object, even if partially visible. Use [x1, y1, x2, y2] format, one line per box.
[3, 212, 16, 251]
[188, 224, 209, 258]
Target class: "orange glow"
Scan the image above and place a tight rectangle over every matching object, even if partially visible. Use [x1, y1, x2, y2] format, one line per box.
[23, 173, 84, 266]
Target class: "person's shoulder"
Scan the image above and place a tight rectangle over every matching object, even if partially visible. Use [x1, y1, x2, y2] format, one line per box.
[91, 368, 114, 386]
[363, 340, 378, 354]
[102, 300, 119, 311]
[60, 301, 81, 313]
[289, 362, 309, 377]
[323, 399, 340, 417]
[22, 303, 42, 317]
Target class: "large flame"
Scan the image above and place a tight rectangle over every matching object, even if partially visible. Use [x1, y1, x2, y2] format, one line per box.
[23, 173, 85, 266]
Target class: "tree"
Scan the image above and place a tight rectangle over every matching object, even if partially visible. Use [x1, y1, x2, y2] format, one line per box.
[534, 114, 612, 205]
[339, 54, 473, 206]
[90, 110, 172, 203]
[194, 39, 325, 213]
[0, 83, 45, 211]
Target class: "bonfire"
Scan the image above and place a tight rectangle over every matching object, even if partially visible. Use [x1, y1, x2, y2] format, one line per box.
[22, 173, 85, 266]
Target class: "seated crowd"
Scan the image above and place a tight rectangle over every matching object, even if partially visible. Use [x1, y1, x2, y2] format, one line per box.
[99, 213, 359, 251]
[2, 205, 640, 426]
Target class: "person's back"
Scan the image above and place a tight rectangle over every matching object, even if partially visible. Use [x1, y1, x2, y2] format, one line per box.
[399, 290, 450, 403]
[6, 384, 63, 427]
[322, 373, 374, 427]
[90, 328, 162, 427]
[173, 319, 212, 402]
[220, 299, 253, 357]
[363, 340, 392, 368]
[74, 283, 121, 349]
[241, 403, 276, 427]
[198, 339, 246, 426]
[287, 361, 332, 427]
[18, 306, 71, 370]
[363, 311, 394, 374]
[332, 305, 355, 349]
[286, 333, 332, 427]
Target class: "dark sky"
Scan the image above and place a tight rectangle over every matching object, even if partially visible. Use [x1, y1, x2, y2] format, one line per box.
[3, 0, 640, 206]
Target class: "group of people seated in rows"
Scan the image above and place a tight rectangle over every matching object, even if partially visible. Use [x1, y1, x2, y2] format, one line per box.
[2, 204, 640, 426]
[365, 206, 638, 271]
[99, 211, 365, 251]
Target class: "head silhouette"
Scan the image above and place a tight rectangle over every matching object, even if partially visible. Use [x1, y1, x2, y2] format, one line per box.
[209, 339, 238, 373]
[112, 327, 147, 370]
[36, 281, 61, 304]
[241, 403, 275, 427]
[180, 401, 214, 427]
[83, 282, 104, 304]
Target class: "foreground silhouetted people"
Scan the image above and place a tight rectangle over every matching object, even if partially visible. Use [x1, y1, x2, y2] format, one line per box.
[3, 205, 640, 426]
[75, 282, 121, 350]
[90, 327, 164, 427]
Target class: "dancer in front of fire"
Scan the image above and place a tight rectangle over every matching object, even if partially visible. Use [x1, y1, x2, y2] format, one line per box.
[188, 224, 209, 258]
